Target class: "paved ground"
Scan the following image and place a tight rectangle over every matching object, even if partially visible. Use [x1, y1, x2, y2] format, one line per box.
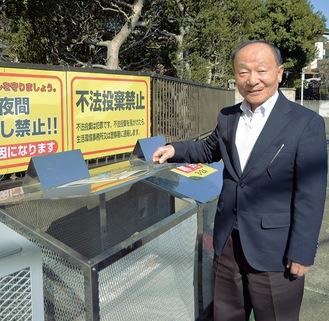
[300, 183, 329, 321]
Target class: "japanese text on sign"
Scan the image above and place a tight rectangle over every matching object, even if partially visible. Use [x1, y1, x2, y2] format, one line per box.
[75, 90, 145, 113]
[0, 69, 65, 174]
[0, 81, 57, 93]
[172, 163, 217, 179]
[0, 141, 58, 160]
[1, 96, 58, 139]
[69, 74, 150, 156]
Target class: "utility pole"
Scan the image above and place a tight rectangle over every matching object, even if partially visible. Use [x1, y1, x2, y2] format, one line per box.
[301, 68, 305, 105]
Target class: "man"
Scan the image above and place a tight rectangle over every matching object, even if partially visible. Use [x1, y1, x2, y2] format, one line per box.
[152, 40, 328, 321]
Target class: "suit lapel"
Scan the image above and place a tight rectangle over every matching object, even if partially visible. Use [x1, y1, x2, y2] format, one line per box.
[228, 108, 243, 178]
[241, 92, 291, 179]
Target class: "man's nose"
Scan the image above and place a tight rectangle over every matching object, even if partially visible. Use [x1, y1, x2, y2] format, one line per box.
[247, 72, 259, 85]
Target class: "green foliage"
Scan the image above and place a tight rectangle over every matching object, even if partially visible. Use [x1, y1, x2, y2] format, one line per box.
[188, 53, 210, 84]
[1, 0, 111, 65]
[185, 0, 265, 86]
[0, 0, 326, 86]
[293, 78, 302, 89]
[318, 59, 329, 87]
[254, 0, 326, 79]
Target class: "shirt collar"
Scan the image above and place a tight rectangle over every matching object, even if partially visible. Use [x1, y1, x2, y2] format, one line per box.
[240, 91, 279, 117]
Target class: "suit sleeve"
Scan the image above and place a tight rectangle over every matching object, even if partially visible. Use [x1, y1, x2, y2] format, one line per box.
[169, 123, 222, 164]
[287, 114, 328, 266]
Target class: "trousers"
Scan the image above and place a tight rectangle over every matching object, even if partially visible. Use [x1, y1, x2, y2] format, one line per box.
[213, 229, 305, 321]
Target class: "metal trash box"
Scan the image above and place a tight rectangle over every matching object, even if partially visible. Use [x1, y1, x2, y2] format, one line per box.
[0, 161, 200, 320]
[0, 222, 44, 321]
[0, 157, 223, 321]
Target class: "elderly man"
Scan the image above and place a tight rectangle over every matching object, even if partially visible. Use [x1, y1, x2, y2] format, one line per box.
[152, 40, 328, 321]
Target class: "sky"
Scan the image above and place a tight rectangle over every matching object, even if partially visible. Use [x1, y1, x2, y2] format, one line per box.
[309, 0, 329, 29]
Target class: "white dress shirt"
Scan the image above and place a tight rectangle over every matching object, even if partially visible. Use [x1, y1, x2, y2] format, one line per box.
[235, 91, 279, 172]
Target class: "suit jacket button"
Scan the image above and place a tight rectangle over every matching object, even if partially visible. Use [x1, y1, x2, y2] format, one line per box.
[239, 182, 244, 188]
[232, 208, 237, 214]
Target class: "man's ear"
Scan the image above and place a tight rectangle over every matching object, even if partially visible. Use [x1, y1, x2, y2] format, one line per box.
[278, 65, 284, 83]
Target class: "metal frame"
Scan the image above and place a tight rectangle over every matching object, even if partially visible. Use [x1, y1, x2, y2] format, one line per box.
[0, 222, 44, 321]
[0, 190, 201, 321]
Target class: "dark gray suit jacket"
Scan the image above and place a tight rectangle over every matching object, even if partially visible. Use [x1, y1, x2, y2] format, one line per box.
[171, 90, 328, 271]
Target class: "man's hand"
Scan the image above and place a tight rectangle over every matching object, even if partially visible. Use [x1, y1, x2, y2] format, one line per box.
[152, 145, 175, 164]
[287, 259, 310, 277]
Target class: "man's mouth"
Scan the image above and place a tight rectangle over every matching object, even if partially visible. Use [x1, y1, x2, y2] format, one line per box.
[248, 89, 263, 94]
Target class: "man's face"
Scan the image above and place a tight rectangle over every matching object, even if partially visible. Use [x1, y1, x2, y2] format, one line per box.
[233, 43, 284, 111]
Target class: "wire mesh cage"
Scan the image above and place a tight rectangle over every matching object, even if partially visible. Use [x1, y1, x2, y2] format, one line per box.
[0, 222, 44, 321]
[0, 180, 200, 321]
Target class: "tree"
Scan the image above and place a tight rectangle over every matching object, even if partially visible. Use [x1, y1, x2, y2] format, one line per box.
[119, 0, 190, 75]
[92, 0, 144, 69]
[0, 0, 147, 69]
[254, 0, 326, 83]
[0, 12, 10, 61]
[180, 0, 326, 85]
[0, 0, 326, 86]
[185, 0, 265, 86]
[318, 58, 329, 98]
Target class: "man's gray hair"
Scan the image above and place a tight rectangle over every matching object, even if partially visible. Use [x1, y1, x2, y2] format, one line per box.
[231, 40, 283, 67]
